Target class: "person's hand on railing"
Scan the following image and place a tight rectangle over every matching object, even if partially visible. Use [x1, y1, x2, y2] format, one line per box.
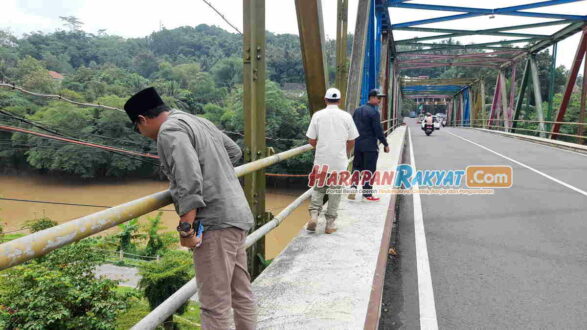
[384, 146, 390, 153]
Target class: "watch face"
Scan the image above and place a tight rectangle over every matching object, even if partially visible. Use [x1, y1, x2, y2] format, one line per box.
[177, 222, 192, 232]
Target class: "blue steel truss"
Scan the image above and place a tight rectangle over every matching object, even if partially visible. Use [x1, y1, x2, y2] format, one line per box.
[357, 0, 586, 126]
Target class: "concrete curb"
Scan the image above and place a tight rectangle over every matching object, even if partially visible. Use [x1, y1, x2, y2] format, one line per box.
[364, 127, 407, 330]
[470, 128, 587, 154]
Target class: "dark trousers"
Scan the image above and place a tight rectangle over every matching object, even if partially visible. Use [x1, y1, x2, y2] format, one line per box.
[352, 150, 379, 197]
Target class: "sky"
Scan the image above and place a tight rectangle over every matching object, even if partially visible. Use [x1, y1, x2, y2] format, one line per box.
[1, 0, 585, 70]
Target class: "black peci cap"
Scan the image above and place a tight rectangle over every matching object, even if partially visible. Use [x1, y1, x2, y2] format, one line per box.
[123, 87, 166, 122]
[368, 89, 386, 98]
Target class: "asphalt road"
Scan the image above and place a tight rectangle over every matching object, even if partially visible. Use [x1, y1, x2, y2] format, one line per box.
[380, 120, 587, 329]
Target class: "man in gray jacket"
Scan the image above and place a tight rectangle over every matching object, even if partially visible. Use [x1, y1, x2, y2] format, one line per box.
[124, 87, 256, 329]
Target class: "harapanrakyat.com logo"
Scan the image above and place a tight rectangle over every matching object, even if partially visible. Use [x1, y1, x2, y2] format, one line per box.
[307, 164, 513, 195]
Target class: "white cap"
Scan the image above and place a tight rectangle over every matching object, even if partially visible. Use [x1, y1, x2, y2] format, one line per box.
[324, 88, 341, 100]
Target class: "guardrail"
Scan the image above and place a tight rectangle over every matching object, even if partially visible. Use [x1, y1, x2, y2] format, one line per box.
[0, 144, 313, 270]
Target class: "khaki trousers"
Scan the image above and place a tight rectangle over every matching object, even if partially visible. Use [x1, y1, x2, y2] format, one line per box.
[308, 185, 342, 226]
[193, 227, 257, 329]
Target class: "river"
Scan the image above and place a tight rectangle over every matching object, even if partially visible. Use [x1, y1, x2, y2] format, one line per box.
[0, 174, 308, 259]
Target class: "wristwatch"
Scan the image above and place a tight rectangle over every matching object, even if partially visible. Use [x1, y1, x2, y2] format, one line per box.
[177, 221, 195, 238]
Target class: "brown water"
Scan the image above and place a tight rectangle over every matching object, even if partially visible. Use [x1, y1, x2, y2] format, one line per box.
[0, 174, 308, 259]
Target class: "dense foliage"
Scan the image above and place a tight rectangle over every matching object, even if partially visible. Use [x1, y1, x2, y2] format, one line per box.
[0, 21, 584, 179]
[0, 239, 134, 329]
[0, 23, 314, 178]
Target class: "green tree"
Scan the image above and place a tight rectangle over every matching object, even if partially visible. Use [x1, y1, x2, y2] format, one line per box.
[116, 218, 143, 253]
[138, 250, 194, 329]
[211, 57, 242, 89]
[13, 56, 58, 93]
[23, 217, 58, 233]
[0, 239, 133, 329]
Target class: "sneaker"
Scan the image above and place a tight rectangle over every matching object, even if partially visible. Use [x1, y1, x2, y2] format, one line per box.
[364, 196, 380, 202]
[325, 227, 337, 234]
[307, 211, 319, 232]
[306, 220, 317, 232]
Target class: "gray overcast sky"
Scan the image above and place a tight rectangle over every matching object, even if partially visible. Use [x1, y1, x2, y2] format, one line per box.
[1, 0, 585, 70]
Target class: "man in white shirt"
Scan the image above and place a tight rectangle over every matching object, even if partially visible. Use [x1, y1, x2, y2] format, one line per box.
[305, 88, 359, 234]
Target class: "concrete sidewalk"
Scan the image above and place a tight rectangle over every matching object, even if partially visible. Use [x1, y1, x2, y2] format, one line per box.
[252, 126, 406, 329]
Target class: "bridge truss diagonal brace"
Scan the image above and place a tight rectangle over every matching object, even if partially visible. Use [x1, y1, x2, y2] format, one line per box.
[346, 0, 372, 114]
[530, 55, 547, 137]
[512, 58, 531, 133]
[551, 27, 587, 139]
[295, 0, 329, 114]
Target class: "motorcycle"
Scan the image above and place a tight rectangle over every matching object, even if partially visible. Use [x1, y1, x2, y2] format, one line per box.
[421, 122, 434, 136]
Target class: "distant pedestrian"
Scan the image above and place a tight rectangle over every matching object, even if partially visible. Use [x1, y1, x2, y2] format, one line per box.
[349, 89, 390, 202]
[305, 88, 359, 234]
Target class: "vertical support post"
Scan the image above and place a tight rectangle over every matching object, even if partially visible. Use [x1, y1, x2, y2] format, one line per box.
[387, 57, 395, 130]
[507, 65, 517, 132]
[547, 43, 558, 132]
[499, 70, 510, 130]
[552, 27, 587, 139]
[577, 49, 587, 144]
[345, 0, 371, 113]
[480, 79, 486, 128]
[243, 0, 267, 278]
[379, 31, 390, 131]
[529, 55, 547, 137]
[335, 0, 349, 106]
[360, 0, 377, 106]
[447, 99, 453, 126]
[488, 73, 501, 128]
[512, 59, 531, 133]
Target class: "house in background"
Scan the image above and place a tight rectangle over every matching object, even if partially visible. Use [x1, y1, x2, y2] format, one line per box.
[48, 71, 64, 81]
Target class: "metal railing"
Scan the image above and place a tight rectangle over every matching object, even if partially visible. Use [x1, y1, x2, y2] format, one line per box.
[0, 144, 313, 270]
[132, 188, 314, 329]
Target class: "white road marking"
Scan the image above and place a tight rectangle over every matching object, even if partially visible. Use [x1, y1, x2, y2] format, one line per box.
[408, 128, 439, 330]
[468, 128, 587, 158]
[446, 130, 587, 197]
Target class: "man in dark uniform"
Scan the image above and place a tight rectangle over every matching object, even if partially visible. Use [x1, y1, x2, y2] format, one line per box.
[349, 89, 390, 202]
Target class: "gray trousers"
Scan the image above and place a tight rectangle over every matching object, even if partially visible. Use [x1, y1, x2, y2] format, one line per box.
[308, 185, 342, 226]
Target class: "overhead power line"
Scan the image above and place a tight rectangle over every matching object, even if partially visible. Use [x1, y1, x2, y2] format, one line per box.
[200, 0, 242, 35]
[0, 124, 159, 160]
[0, 82, 124, 112]
[0, 197, 176, 212]
[0, 82, 306, 142]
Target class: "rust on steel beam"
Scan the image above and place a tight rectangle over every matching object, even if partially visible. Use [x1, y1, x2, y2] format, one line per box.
[243, 0, 267, 278]
[335, 0, 349, 105]
[345, 0, 371, 113]
[552, 27, 587, 139]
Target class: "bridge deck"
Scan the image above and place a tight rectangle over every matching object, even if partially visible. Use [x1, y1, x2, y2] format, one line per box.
[252, 126, 406, 329]
[382, 121, 587, 329]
